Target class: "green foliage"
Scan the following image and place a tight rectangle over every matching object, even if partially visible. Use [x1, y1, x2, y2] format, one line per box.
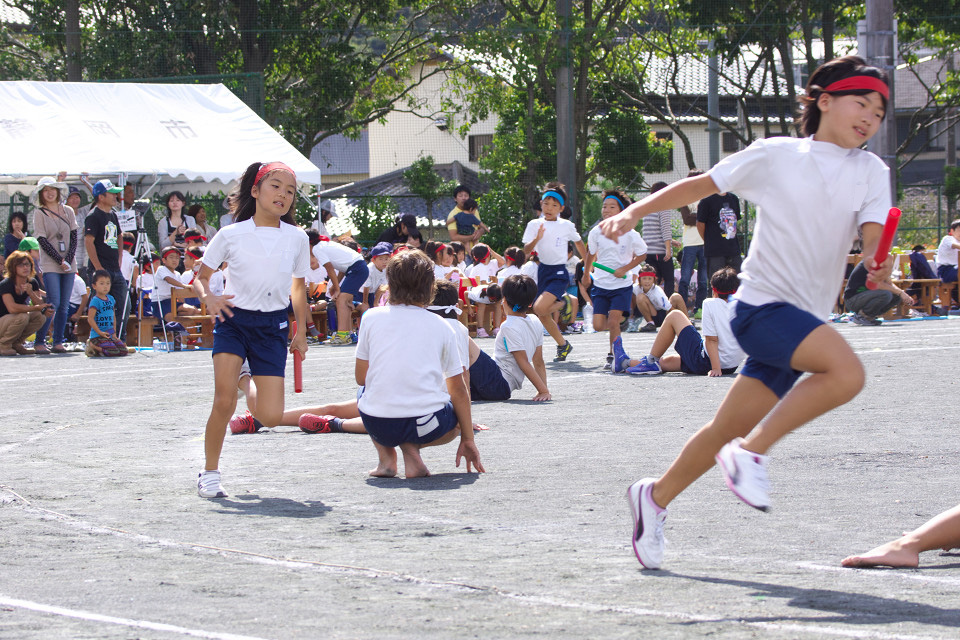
[946, 166, 960, 205]
[592, 114, 673, 190]
[350, 196, 398, 246]
[403, 155, 456, 240]
[477, 128, 532, 252]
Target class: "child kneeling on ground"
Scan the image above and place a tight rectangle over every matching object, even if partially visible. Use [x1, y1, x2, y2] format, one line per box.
[632, 262, 687, 332]
[355, 250, 484, 478]
[467, 274, 551, 401]
[86, 269, 128, 357]
[614, 267, 743, 376]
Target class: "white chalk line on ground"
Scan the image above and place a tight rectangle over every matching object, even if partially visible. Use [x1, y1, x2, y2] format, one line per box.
[0, 487, 953, 640]
[0, 595, 269, 640]
[796, 561, 960, 587]
[0, 424, 73, 455]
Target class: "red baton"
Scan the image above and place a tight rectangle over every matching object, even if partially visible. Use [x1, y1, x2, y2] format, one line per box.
[866, 207, 901, 290]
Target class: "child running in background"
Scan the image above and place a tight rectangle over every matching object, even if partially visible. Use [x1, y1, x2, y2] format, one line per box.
[314, 236, 368, 345]
[613, 267, 744, 376]
[468, 274, 550, 401]
[582, 188, 647, 370]
[356, 250, 484, 478]
[601, 55, 894, 569]
[633, 263, 686, 332]
[193, 161, 310, 498]
[522, 183, 586, 361]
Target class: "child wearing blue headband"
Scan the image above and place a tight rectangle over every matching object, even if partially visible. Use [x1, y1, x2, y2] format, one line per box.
[521, 182, 586, 362]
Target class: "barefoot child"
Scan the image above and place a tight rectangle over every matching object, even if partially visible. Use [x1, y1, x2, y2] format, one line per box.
[601, 55, 894, 569]
[522, 183, 586, 361]
[582, 188, 647, 369]
[356, 250, 484, 478]
[613, 267, 744, 376]
[193, 161, 311, 498]
[467, 274, 550, 401]
[842, 503, 960, 568]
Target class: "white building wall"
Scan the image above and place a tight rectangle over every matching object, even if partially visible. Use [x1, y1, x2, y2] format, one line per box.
[367, 60, 498, 177]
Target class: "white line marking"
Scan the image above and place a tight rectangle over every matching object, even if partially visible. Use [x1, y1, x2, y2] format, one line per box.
[0, 424, 72, 454]
[796, 561, 960, 586]
[1, 489, 953, 640]
[0, 595, 269, 640]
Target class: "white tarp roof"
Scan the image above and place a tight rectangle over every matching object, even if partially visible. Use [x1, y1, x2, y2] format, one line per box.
[0, 81, 322, 187]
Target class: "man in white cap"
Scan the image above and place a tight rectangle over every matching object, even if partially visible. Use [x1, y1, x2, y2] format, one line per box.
[83, 179, 127, 332]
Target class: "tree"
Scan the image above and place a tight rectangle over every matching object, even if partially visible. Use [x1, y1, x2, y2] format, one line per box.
[403, 155, 456, 239]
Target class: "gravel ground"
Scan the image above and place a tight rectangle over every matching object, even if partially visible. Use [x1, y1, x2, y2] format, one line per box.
[1, 317, 959, 639]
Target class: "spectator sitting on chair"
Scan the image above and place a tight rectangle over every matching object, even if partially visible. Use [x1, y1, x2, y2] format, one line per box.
[844, 261, 913, 326]
[4, 211, 29, 258]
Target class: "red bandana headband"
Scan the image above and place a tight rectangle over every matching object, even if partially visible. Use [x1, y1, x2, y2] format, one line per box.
[254, 162, 297, 185]
[712, 287, 737, 295]
[638, 271, 656, 278]
[434, 243, 448, 255]
[822, 76, 889, 101]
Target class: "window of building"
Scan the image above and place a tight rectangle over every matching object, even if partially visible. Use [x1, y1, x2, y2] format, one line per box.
[469, 134, 493, 162]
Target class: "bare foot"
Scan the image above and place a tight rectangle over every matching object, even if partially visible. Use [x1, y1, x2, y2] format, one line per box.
[473, 423, 489, 432]
[368, 464, 397, 478]
[400, 443, 430, 478]
[841, 540, 920, 568]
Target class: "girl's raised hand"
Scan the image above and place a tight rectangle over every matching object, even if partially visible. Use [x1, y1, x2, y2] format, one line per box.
[204, 293, 235, 320]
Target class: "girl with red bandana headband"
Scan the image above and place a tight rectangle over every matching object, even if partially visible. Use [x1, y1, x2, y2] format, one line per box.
[193, 161, 311, 498]
[602, 56, 894, 569]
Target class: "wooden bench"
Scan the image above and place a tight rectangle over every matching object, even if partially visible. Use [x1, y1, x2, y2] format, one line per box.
[169, 288, 214, 348]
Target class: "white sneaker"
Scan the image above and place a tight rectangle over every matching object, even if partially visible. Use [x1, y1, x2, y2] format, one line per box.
[626, 478, 667, 569]
[198, 470, 228, 498]
[716, 438, 770, 511]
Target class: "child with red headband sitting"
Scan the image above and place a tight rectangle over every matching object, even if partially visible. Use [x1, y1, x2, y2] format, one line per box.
[467, 243, 504, 284]
[633, 262, 686, 333]
[613, 267, 744, 376]
[427, 241, 459, 281]
[155, 246, 199, 321]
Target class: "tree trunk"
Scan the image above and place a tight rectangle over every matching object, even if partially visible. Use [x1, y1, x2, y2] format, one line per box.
[64, 0, 82, 81]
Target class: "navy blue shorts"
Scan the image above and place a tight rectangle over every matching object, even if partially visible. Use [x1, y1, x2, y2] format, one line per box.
[468, 350, 511, 401]
[590, 285, 632, 316]
[340, 260, 369, 297]
[731, 301, 823, 398]
[213, 307, 289, 377]
[158, 298, 172, 318]
[537, 263, 568, 301]
[359, 402, 458, 448]
[938, 264, 958, 284]
[674, 325, 738, 376]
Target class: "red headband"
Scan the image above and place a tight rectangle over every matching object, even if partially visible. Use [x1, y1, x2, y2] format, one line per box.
[162, 247, 179, 258]
[187, 249, 203, 260]
[254, 162, 297, 185]
[712, 287, 737, 295]
[434, 243, 448, 255]
[822, 76, 889, 101]
[638, 271, 656, 278]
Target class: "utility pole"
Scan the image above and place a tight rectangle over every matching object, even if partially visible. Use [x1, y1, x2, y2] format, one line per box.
[947, 53, 956, 218]
[863, 0, 897, 200]
[556, 0, 578, 220]
[65, 0, 82, 81]
[707, 43, 720, 167]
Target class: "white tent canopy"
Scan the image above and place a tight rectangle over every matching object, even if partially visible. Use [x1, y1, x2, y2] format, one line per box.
[0, 81, 322, 194]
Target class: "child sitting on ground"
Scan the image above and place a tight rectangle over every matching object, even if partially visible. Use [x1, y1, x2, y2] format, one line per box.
[355, 250, 484, 478]
[613, 267, 745, 376]
[633, 262, 687, 332]
[86, 269, 128, 357]
[467, 282, 502, 338]
[468, 274, 550, 401]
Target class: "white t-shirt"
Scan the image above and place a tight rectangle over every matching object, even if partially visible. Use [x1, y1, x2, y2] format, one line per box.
[69, 275, 88, 306]
[701, 297, 745, 370]
[364, 264, 387, 293]
[306, 266, 327, 286]
[208, 270, 226, 297]
[633, 283, 670, 311]
[497, 265, 522, 282]
[467, 285, 499, 305]
[522, 218, 581, 265]
[494, 314, 544, 392]
[202, 219, 310, 312]
[137, 272, 154, 294]
[936, 234, 959, 267]
[356, 305, 464, 418]
[180, 264, 200, 286]
[312, 241, 362, 273]
[120, 251, 135, 284]
[709, 136, 890, 319]
[434, 264, 457, 280]
[444, 317, 469, 371]
[154, 265, 180, 302]
[520, 260, 539, 284]
[587, 226, 646, 290]
[468, 261, 498, 282]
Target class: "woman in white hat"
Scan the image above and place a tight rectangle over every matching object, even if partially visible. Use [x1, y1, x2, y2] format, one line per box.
[32, 176, 78, 354]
